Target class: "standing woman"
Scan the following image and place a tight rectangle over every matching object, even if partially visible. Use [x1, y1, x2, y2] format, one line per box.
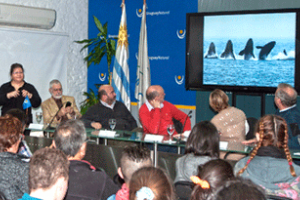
[0, 63, 41, 128]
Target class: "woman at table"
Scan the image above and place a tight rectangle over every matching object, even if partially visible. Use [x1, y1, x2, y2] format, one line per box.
[0, 114, 29, 199]
[0, 63, 41, 126]
[234, 115, 300, 199]
[209, 89, 247, 160]
[174, 121, 219, 183]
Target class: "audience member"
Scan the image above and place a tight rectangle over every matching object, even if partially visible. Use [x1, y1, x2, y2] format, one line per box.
[6, 108, 32, 157]
[41, 79, 81, 127]
[0, 115, 29, 199]
[190, 159, 234, 200]
[18, 148, 69, 200]
[0, 63, 41, 126]
[235, 115, 300, 199]
[53, 119, 119, 199]
[129, 166, 175, 200]
[274, 83, 300, 149]
[211, 178, 266, 200]
[175, 121, 219, 183]
[209, 89, 247, 159]
[139, 85, 191, 136]
[109, 145, 152, 200]
[81, 85, 137, 131]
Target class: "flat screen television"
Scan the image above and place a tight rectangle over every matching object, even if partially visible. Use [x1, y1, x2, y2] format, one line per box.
[186, 9, 300, 93]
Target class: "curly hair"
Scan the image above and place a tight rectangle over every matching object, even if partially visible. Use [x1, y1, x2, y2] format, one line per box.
[0, 114, 22, 152]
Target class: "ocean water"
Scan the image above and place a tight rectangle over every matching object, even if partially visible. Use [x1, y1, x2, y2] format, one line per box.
[203, 38, 295, 87]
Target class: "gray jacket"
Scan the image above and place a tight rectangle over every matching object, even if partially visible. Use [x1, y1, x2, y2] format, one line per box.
[0, 152, 29, 199]
[175, 154, 213, 183]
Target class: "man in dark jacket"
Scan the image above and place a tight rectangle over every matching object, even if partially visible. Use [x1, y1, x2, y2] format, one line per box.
[53, 119, 119, 200]
[81, 85, 137, 131]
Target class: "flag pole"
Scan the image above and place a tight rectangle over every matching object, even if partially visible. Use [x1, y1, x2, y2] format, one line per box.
[144, 0, 146, 5]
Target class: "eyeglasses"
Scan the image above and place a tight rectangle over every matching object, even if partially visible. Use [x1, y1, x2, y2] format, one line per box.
[12, 71, 23, 75]
[53, 88, 62, 92]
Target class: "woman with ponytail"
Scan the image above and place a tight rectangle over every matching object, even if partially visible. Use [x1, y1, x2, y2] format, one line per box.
[234, 115, 300, 199]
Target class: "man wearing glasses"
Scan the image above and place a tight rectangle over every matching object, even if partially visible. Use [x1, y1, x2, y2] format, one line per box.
[41, 79, 81, 127]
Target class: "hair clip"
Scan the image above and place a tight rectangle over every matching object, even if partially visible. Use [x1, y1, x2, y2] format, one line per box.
[136, 187, 154, 200]
[190, 176, 210, 189]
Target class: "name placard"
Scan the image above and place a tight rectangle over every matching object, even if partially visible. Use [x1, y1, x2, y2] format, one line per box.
[28, 123, 44, 130]
[144, 134, 164, 143]
[98, 130, 116, 138]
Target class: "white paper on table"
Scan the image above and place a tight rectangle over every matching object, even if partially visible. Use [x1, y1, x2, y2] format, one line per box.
[144, 134, 164, 143]
[219, 141, 228, 150]
[98, 130, 116, 138]
[183, 130, 191, 138]
[28, 123, 44, 130]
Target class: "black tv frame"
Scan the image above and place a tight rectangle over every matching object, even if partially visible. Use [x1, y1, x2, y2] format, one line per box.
[185, 9, 300, 93]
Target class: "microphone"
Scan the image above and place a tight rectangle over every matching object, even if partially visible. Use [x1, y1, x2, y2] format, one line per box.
[45, 101, 71, 130]
[179, 110, 192, 143]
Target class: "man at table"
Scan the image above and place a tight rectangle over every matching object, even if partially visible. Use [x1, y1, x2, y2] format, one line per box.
[274, 83, 300, 150]
[139, 85, 191, 137]
[81, 85, 137, 131]
[41, 79, 81, 127]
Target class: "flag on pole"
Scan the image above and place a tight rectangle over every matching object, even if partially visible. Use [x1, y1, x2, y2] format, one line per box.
[112, 2, 131, 110]
[135, 2, 151, 110]
[22, 95, 32, 110]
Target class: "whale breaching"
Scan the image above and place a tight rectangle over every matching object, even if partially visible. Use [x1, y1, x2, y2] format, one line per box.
[239, 38, 255, 60]
[256, 41, 276, 60]
[204, 42, 218, 59]
[220, 40, 236, 60]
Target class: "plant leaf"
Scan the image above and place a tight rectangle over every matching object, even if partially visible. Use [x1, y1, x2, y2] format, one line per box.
[93, 16, 104, 33]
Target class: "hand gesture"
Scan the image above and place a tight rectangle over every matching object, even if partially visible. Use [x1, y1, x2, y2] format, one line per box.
[91, 122, 102, 130]
[22, 89, 32, 98]
[65, 106, 74, 114]
[7, 90, 20, 99]
[150, 99, 161, 108]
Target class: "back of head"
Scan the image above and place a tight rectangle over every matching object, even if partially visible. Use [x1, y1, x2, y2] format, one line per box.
[54, 119, 86, 157]
[129, 167, 175, 200]
[29, 147, 69, 192]
[209, 89, 229, 112]
[190, 159, 234, 200]
[212, 178, 266, 200]
[238, 115, 296, 177]
[276, 83, 297, 107]
[185, 121, 219, 158]
[120, 145, 152, 183]
[0, 114, 22, 152]
[6, 108, 27, 127]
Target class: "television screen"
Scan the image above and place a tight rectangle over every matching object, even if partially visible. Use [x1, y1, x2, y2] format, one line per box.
[186, 9, 300, 93]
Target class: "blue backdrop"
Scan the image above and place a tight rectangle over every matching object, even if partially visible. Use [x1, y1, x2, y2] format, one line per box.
[88, 0, 198, 106]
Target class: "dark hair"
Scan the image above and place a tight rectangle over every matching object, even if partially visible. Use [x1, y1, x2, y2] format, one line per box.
[6, 108, 27, 128]
[146, 90, 159, 101]
[10, 63, 24, 76]
[120, 145, 152, 183]
[54, 119, 86, 157]
[276, 83, 297, 107]
[185, 121, 219, 158]
[212, 178, 266, 200]
[0, 115, 22, 152]
[98, 88, 107, 99]
[238, 115, 295, 177]
[129, 167, 175, 200]
[29, 147, 69, 191]
[190, 159, 234, 200]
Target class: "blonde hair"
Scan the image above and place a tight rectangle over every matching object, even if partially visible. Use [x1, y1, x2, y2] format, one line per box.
[238, 115, 295, 177]
[209, 89, 229, 112]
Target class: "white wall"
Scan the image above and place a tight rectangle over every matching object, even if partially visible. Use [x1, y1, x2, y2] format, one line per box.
[0, 0, 88, 117]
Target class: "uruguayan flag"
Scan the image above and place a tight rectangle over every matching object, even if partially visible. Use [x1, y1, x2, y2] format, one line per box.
[135, 3, 151, 110]
[112, 3, 131, 110]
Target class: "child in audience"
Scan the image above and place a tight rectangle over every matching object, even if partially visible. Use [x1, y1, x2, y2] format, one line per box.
[175, 121, 219, 183]
[129, 166, 175, 200]
[235, 115, 300, 199]
[109, 145, 152, 200]
[212, 178, 266, 200]
[190, 159, 234, 200]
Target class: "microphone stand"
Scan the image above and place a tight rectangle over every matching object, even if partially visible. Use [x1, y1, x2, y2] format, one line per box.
[44, 104, 65, 130]
[179, 110, 192, 144]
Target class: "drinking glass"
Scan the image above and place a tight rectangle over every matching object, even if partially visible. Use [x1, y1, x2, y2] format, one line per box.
[109, 119, 116, 131]
[167, 124, 175, 143]
[36, 112, 43, 124]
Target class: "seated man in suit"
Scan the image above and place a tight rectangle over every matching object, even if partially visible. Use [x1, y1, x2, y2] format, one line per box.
[53, 119, 119, 199]
[275, 83, 300, 150]
[41, 79, 81, 127]
[81, 84, 137, 131]
[139, 85, 191, 137]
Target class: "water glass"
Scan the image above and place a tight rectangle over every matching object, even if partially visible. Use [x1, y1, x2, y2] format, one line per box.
[167, 124, 175, 143]
[109, 119, 116, 130]
[36, 112, 43, 124]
